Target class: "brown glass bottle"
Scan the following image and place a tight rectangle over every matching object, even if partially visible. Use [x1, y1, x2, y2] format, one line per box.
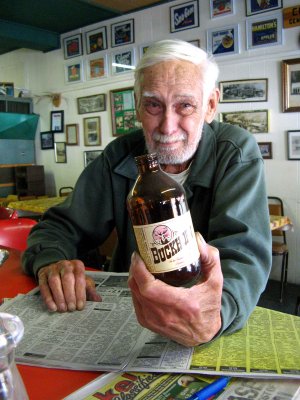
[127, 153, 201, 287]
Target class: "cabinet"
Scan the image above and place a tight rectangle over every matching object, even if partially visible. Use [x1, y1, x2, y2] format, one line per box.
[15, 165, 45, 197]
[0, 96, 33, 114]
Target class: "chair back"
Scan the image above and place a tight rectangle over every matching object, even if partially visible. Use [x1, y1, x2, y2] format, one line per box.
[268, 196, 286, 242]
[59, 186, 73, 197]
[0, 207, 18, 220]
[0, 218, 37, 251]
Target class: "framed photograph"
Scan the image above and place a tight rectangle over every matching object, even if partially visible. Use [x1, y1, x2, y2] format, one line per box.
[287, 130, 300, 160]
[65, 61, 84, 84]
[219, 79, 268, 103]
[139, 43, 151, 58]
[246, 0, 282, 16]
[50, 110, 64, 133]
[86, 54, 107, 80]
[258, 142, 272, 159]
[63, 33, 83, 59]
[54, 142, 67, 163]
[77, 94, 106, 114]
[66, 124, 79, 145]
[83, 116, 101, 146]
[282, 58, 300, 112]
[210, 0, 234, 19]
[110, 87, 141, 136]
[0, 82, 14, 96]
[111, 19, 134, 47]
[246, 13, 283, 50]
[40, 131, 54, 150]
[219, 109, 269, 133]
[84, 150, 103, 167]
[111, 48, 136, 75]
[170, 0, 199, 33]
[85, 26, 107, 54]
[188, 39, 200, 47]
[207, 24, 239, 56]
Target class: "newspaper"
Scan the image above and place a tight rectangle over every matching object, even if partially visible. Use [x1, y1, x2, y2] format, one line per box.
[63, 371, 300, 400]
[1, 271, 300, 379]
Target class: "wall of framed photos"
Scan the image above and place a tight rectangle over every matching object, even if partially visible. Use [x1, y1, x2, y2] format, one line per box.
[0, 0, 299, 284]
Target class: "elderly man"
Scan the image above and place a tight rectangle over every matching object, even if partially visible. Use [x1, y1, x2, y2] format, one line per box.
[22, 39, 271, 347]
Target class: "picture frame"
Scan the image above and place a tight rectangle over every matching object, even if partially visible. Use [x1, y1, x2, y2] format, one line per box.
[207, 24, 239, 56]
[77, 94, 106, 115]
[40, 131, 54, 150]
[139, 43, 151, 58]
[65, 61, 84, 84]
[287, 130, 300, 160]
[84, 150, 103, 167]
[86, 54, 107, 80]
[83, 116, 101, 146]
[63, 33, 83, 59]
[85, 26, 107, 54]
[219, 109, 269, 133]
[258, 142, 272, 159]
[170, 0, 199, 33]
[66, 124, 79, 145]
[110, 87, 141, 136]
[219, 79, 268, 103]
[210, 0, 234, 19]
[282, 58, 300, 113]
[246, 13, 283, 50]
[54, 142, 67, 163]
[0, 82, 14, 96]
[188, 39, 200, 47]
[111, 19, 134, 47]
[50, 110, 64, 133]
[111, 48, 136, 75]
[245, 0, 282, 16]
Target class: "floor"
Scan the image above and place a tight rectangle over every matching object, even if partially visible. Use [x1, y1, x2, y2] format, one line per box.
[258, 279, 300, 316]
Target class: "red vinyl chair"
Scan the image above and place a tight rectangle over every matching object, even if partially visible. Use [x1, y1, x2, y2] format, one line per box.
[0, 207, 18, 220]
[0, 218, 37, 251]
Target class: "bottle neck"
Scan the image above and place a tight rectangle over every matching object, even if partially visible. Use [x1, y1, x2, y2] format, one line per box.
[135, 154, 160, 174]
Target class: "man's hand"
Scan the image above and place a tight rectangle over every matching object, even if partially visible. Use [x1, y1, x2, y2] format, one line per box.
[128, 232, 223, 347]
[38, 260, 102, 312]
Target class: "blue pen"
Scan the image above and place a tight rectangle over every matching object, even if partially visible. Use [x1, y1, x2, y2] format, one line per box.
[187, 376, 230, 400]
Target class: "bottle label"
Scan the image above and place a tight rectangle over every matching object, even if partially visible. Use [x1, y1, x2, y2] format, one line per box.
[133, 211, 200, 273]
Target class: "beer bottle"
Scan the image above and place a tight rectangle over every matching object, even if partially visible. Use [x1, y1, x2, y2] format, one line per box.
[127, 153, 201, 287]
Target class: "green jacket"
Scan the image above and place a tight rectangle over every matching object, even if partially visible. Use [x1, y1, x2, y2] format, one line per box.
[22, 120, 272, 336]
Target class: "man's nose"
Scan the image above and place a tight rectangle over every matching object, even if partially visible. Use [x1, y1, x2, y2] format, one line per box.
[159, 107, 179, 135]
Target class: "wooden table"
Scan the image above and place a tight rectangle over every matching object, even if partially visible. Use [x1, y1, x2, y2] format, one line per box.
[7, 196, 66, 214]
[0, 246, 101, 400]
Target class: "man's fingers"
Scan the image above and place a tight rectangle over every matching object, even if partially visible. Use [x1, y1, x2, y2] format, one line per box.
[86, 276, 102, 303]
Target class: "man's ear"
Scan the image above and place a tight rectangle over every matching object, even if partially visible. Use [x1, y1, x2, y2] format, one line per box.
[205, 88, 220, 123]
[134, 93, 142, 122]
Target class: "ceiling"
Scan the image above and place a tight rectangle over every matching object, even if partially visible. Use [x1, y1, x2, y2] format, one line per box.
[0, 0, 173, 56]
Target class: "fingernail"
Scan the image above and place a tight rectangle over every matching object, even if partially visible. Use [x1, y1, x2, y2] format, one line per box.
[68, 302, 76, 311]
[48, 303, 57, 312]
[131, 251, 137, 263]
[77, 300, 84, 310]
[59, 303, 67, 312]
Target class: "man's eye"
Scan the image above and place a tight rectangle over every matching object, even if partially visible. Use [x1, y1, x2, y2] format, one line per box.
[176, 103, 196, 116]
[143, 101, 163, 115]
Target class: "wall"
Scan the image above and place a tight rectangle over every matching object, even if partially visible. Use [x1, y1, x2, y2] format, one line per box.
[0, 0, 299, 284]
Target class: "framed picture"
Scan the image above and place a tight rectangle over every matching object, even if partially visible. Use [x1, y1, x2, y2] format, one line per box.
[50, 110, 64, 132]
[246, 13, 283, 50]
[170, 0, 199, 33]
[84, 150, 103, 167]
[210, 0, 234, 19]
[63, 33, 82, 59]
[54, 142, 67, 163]
[258, 142, 272, 159]
[85, 26, 107, 54]
[110, 87, 141, 136]
[0, 82, 14, 96]
[40, 131, 54, 150]
[86, 54, 107, 80]
[111, 48, 136, 75]
[207, 24, 239, 56]
[65, 61, 84, 84]
[66, 124, 79, 145]
[245, 0, 282, 16]
[282, 58, 300, 113]
[219, 109, 269, 133]
[287, 130, 300, 160]
[77, 94, 106, 114]
[188, 39, 200, 47]
[219, 79, 268, 103]
[83, 116, 101, 146]
[139, 43, 151, 58]
[111, 19, 134, 47]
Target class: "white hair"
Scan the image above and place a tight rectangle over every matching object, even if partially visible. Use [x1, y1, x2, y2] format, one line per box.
[134, 39, 219, 109]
